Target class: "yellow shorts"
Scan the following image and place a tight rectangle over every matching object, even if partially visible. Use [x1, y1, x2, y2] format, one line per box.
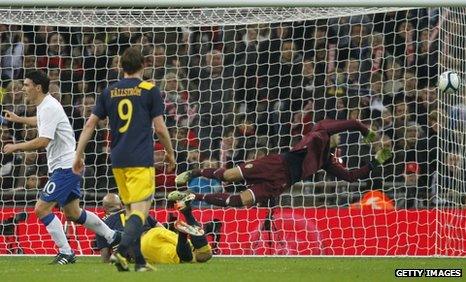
[112, 167, 155, 204]
[141, 227, 180, 264]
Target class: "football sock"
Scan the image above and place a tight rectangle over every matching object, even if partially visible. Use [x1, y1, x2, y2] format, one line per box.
[40, 213, 72, 255]
[180, 206, 209, 249]
[117, 213, 145, 256]
[176, 232, 193, 262]
[76, 210, 116, 244]
[180, 205, 198, 226]
[132, 236, 146, 266]
[200, 168, 226, 181]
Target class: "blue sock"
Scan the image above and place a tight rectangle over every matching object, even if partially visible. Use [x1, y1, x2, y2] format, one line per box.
[176, 232, 193, 262]
[117, 214, 145, 263]
[40, 213, 55, 226]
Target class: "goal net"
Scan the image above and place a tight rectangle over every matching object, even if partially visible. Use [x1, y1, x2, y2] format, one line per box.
[0, 6, 465, 256]
[437, 7, 466, 256]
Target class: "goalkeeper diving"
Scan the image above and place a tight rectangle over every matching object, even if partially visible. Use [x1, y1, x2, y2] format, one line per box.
[95, 193, 212, 265]
[170, 119, 392, 207]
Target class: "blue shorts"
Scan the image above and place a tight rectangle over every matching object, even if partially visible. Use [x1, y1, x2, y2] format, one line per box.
[40, 168, 81, 207]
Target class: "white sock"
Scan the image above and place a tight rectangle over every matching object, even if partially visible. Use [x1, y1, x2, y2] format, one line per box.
[45, 215, 73, 255]
[82, 210, 116, 244]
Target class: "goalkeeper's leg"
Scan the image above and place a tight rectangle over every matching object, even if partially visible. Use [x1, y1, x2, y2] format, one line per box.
[169, 190, 252, 207]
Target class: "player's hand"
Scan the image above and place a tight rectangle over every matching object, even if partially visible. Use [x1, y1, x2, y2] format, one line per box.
[375, 147, 393, 165]
[363, 130, 377, 144]
[165, 152, 176, 173]
[3, 110, 20, 123]
[72, 154, 85, 175]
[2, 143, 18, 154]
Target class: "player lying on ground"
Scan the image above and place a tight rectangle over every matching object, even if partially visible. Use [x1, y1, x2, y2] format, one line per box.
[2, 70, 119, 265]
[171, 119, 392, 208]
[95, 193, 212, 265]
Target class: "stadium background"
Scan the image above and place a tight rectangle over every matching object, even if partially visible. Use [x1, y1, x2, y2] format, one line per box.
[0, 7, 465, 257]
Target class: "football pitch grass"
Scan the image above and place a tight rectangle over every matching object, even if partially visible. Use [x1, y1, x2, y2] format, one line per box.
[0, 256, 464, 282]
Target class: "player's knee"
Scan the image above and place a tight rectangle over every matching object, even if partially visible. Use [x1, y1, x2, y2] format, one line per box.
[194, 249, 212, 263]
[34, 202, 51, 218]
[34, 205, 48, 219]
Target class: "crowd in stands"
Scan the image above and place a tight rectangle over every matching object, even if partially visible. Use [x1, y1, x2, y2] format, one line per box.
[1, 8, 464, 208]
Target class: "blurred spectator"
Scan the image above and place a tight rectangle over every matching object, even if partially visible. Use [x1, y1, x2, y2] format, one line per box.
[31, 26, 56, 56]
[370, 33, 386, 74]
[2, 80, 25, 114]
[234, 25, 260, 116]
[0, 124, 15, 189]
[394, 20, 417, 69]
[337, 23, 372, 84]
[393, 100, 413, 129]
[295, 59, 326, 122]
[154, 143, 176, 193]
[194, 50, 234, 159]
[37, 32, 68, 69]
[144, 45, 166, 81]
[219, 130, 239, 169]
[382, 57, 404, 100]
[71, 95, 109, 190]
[290, 100, 315, 143]
[186, 148, 201, 171]
[416, 27, 438, 87]
[24, 174, 41, 190]
[431, 152, 465, 207]
[0, 30, 25, 81]
[159, 72, 195, 129]
[83, 36, 109, 86]
[394, 162, 427, 208]
[107, 55, 122, 84]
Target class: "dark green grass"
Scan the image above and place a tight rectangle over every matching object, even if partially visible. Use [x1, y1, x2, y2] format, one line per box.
[0, 256, 463, 282]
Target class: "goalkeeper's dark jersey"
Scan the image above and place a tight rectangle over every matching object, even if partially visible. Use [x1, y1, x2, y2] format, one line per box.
[93, 78, 164, 167]
[94, 210, 158, 250]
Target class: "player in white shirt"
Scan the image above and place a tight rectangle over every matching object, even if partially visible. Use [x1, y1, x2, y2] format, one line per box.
[3, 70, 119, 265]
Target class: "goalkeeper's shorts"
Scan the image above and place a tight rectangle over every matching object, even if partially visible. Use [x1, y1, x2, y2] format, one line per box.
[112, 167, 155, 204]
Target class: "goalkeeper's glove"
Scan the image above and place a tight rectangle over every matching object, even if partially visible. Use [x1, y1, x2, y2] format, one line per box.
[363, 130, 377, 144]
[369, 147, 393, 169]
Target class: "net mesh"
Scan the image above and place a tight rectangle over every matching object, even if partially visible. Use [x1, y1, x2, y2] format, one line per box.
[437, 7, 466, 256]
[0, 6, 465, 256]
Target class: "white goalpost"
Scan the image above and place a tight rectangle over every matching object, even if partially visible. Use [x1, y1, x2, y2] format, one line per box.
[0, 2, 465, 257]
